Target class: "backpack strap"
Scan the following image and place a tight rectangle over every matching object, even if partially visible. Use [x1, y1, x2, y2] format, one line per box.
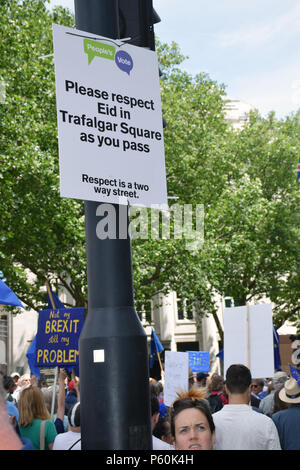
[40, 420, 46, 450]
[68, 438, 81, 450]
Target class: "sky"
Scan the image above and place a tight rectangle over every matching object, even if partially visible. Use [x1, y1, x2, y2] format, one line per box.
[48, 0, 300, 119]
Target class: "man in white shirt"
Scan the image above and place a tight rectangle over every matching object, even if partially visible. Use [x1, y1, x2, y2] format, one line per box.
[213, 364, 281, 450]
[152, 434, 174, 450]
[11, 374, 31, 403]
[53, 402, 81, 450]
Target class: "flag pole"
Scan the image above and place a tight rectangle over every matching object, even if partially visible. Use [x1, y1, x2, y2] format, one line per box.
[153, 329, 164, 381]
[246, 303, 250, 370]
[157, 351, 164, 379]
[46, 280, 55, 310]
[45, 281, 58, 418]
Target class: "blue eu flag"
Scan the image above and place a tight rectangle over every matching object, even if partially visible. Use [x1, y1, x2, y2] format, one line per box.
[273, 325, 281, 372]
[216, 349, 224, 361]
[0, 278, 24, 309]
[289, 364, 300, 387]
[47, 290, 65, 309]
[149, 329, 164, 368]
[26, 336, 41, 380]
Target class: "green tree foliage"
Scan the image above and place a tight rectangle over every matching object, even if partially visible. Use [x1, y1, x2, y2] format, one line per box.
[203, 112, 300, 336]
[133, 51, 300, 334]
[0, 0, 86, 309]
[132, 41, 229, 318]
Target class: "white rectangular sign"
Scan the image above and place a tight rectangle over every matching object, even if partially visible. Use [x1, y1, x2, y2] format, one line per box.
[52, 24, 168, 209]
[224, 303, 274, 378]
[164, 351, 189, 406]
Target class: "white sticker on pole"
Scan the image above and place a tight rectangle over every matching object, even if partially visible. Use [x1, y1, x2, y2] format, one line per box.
[93, 349, 105, 363]
[52, 24, 168, 209]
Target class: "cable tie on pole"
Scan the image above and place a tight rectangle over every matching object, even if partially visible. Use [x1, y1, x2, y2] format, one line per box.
[39, 53, 54, 59]
[117, 37, 131, 42]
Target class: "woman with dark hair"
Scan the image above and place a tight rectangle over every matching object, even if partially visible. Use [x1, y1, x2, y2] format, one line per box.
[169, 388, 215, 450]
[206, 374, 228, 414]
[153, 416, 173, 445]
[272, 389, 289, 414]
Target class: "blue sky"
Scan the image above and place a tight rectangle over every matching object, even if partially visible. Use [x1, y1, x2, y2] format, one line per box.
[48, 0, 300, 119]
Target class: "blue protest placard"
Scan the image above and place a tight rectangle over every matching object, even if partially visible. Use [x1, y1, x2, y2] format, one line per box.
[35, 308, 84, 368]
[188, 351, 210, 373]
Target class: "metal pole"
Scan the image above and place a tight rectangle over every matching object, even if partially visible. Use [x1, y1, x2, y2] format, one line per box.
[74, 0, 152, 450]
[50, 366, 58, 418]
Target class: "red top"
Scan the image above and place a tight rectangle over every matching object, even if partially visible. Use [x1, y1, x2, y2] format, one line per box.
[212, 390, 228, 404]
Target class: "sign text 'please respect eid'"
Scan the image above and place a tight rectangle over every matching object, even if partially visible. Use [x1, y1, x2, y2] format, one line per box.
[35, 307, 84, 368]
[52, 23, 167, 208]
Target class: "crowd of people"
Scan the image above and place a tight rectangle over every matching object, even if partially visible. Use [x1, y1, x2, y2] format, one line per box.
[1, 363, 300, 450]
[151, 364, 300, 450]
[1, 368, 81, 450]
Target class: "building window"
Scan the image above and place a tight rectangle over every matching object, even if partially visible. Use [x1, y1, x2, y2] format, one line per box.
[177, 298, 194, 321]
[137, 300, 153, 324]
[176, 341, 199, 352]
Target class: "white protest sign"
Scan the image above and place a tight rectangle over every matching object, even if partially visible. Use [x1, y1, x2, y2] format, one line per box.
[224, 303, 274, 378]
[52, 24, 168, 209]
[164, 351, 189, 406]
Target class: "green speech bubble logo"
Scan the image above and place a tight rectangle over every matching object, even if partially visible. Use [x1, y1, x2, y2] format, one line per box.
[84, 39, 115, 65]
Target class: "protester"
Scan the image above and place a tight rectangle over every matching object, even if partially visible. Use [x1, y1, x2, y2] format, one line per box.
[251, 378, 266, 399]
[150, 379, 169, 419]
[212, 364, 281, 450]
[6, 403, 35, 450]
[206, 373, 227, 414]
[188, 370, 196, 389]
[18, 385, 57, 450]
[259, 371, 288, 416]
[151, 394, 174, 450]
[250, 387, 261, 408]
[3, 375, 17, 404]
[42, 385, 58, 416]
[156, 380, 169, 418]
[53, 402, 81, 450]
[10, 372, 20, 386]
[42, 369, 69, 433]
[271, 376, 300, 450]
[65, 378, 79, 415]
[272, 389, 289, 415]
[195, 372, 209, 389]
[153, 417, 173, 446]
[169, 388, 215, 450]
[6, 397, 19, 424]
[155, 380, 164, 401]
[0, 377, 24, 450]
[12, 374, 31, 402]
